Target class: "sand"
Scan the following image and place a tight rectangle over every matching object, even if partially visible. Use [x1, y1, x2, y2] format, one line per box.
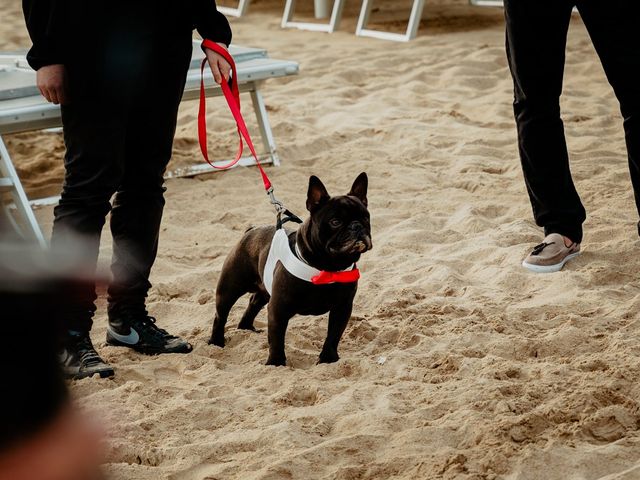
[2, 0, 640, 478]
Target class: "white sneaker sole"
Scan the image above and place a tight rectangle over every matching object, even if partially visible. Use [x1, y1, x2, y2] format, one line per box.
[522, 251, 580, 273]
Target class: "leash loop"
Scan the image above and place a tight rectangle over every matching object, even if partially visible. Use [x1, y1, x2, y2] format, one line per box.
[199, 40, 302, 226]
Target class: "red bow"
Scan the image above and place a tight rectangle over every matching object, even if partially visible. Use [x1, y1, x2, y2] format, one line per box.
[311, 268, 360, 285]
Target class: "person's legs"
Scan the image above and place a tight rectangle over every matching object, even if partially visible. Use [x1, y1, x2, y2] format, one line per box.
[577, 1, 640, 232]
[505, 0, 585, 244]
[107, 42, 190, 316]
[49, 64, 129, 378]
[52, 70, 127, 334]
[105, 37, 193, 354]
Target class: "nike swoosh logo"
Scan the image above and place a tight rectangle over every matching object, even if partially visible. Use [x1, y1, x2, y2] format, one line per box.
[108, 326, 140, 345]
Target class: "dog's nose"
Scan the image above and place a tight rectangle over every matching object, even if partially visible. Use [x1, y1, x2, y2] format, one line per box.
[351, 221, 368, 236]
[361, 234, 372, 250]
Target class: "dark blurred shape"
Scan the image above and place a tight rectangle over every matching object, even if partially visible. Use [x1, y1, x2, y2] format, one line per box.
[0, 271, 69, 452]
[0, 209, 105, 480]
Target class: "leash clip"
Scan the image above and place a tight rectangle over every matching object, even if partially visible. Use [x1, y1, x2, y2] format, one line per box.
[267, 186, 303, 229]
[267, 187, 286, 215]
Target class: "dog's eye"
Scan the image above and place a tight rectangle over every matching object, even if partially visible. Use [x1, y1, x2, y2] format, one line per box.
[329, 219, 343, 228]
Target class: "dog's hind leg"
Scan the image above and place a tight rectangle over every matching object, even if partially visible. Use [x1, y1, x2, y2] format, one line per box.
[238, 291, 269, 332]
[209, 274, 249, 348]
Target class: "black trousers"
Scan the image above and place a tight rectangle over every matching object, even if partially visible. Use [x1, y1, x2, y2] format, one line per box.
[505, 0, 640, 244]
[52, 26, 192, 332]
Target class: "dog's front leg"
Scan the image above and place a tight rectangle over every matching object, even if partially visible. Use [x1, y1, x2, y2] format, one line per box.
[265, 298, 294, 366]
[318, 304, 353, 364]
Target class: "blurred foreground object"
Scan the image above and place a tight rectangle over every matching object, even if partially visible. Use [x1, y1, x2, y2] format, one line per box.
[0, 210, 105, 480]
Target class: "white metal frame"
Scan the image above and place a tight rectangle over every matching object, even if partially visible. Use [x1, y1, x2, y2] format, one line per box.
[356, 0, 426, 42]
[220, 0, 332, 20]
[281, 0, 346, 33]
[0, 136, 46, 246]
[217, 0, 251, 18]
[468, 0, 503, 6]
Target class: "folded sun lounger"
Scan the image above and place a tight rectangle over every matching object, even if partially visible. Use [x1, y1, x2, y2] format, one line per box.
[356, 0, 426, 42]
[0, 42, 299, 245]
[217, 0, 252, 18]
[281, 0, 346, 33]
[468, 0, 504, 6]
[219, 0, 338, 30]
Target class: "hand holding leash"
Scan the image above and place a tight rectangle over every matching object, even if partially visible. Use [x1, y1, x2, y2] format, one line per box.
[203, 42, 231, 84]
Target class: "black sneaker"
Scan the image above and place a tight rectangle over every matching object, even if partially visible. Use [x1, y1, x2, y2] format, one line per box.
[106, 314, 192, 355]
[62, 332, 115, 380]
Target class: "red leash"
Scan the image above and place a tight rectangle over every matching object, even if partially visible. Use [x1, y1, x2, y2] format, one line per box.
[199, 39, 271, 191]
[199, 40, 302, 227]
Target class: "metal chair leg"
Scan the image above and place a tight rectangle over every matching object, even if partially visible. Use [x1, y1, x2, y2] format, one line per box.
[250, 87, 280, 167]
[0, 135, 47, 248]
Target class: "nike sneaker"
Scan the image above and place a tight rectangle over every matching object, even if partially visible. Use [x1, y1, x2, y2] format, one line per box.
[106, 313, 192, 355]
[62, 332, 115, 380]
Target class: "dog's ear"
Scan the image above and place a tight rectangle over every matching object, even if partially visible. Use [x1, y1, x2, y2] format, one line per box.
[348, 172, 368, 206]
[307, 175, 330, 212]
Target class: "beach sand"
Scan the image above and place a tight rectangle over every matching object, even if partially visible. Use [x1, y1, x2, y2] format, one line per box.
[2, 0, 640, 478]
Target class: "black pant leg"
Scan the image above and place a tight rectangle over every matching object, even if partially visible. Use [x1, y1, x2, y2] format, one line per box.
[505, 0, 585, 243]
[106, 39, 192, 317]
[577, 1, 640, 229]
[52, 66, 129, 332]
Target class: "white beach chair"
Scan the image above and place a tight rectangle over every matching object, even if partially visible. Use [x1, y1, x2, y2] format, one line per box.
[468, 0, 503, 6]
[281, 0, 347, 33]
[217, 0, 344, 25]
[217, 0, 252, 18]
[355, 0, 426, 42]
[0, 43, 299, 239]
[0, 60, 46, 246]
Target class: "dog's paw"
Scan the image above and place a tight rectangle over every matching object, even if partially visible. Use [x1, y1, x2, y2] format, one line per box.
[317, 352, 340, 364]
[265, 356, 287, 367]
[237, 324, 263, 333]
[208, 335, 225, 348]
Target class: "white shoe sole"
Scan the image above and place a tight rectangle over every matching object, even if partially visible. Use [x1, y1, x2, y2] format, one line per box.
[522, 251, 580, 273]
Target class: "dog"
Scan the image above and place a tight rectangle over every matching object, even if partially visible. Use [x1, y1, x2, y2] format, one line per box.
[209, 173, 372, 366]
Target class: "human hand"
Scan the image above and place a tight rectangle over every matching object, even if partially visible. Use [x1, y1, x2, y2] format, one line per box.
[36, 64, 68, 105]
[204, 43, 231, 85]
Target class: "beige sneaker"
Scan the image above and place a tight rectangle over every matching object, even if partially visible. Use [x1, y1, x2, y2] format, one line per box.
[522, 233, 580, 273]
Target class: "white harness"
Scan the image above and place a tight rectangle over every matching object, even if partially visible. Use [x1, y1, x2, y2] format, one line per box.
[262, 229, 355, 295]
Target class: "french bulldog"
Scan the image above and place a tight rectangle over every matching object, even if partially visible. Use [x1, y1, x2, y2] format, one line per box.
[209, 173, 372, 366]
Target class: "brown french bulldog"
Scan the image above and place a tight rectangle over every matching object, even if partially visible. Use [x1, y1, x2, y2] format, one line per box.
[209, 173, 372, 366]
